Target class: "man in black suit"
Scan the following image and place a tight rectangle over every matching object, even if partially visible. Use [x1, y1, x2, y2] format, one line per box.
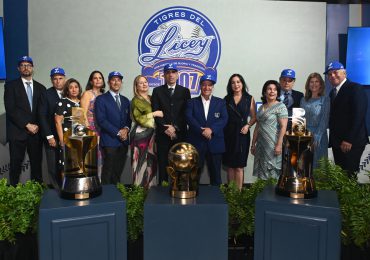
[279, 69, 303, 130]
[39, 67, 65, 188]
[4, 56, 46, 185]
[326, 61, 368, 178]
[151, 63, 191, 183]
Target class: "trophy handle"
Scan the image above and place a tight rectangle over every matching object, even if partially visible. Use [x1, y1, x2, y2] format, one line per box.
[166, 166, 177, 190]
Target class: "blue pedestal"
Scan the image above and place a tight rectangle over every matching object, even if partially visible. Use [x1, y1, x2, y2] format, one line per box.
[39, 185, 126, 260]
[144, 186, 228, 260]
[254, 185, 341, 260]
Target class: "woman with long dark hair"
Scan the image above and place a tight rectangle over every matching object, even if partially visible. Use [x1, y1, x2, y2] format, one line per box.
[223, 74, 256, 189]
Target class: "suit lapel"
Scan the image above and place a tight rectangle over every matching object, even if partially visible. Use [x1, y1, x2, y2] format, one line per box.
[196, 96, 206, 122]
[207, 97, 216, 123]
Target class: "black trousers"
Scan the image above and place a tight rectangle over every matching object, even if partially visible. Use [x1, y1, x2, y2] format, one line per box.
[332, 145, 365, 178]
[9, 135, 43, 186]
[198, 150, 222, 186]
[101, 145, 128, 185]
[156, 138, 180, 184]
[44, 142, 61, 189]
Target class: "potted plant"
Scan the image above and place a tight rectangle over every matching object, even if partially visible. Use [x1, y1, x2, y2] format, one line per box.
[117, 183, 147, 260]
[0, 178, 45, 260]
[315, 159, 370, 260]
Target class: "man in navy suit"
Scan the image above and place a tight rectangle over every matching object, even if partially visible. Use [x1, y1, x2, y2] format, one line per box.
[151, 63, 191, 183]
[279, 69, 303, 130]
[95, 71, 131, 184]
[4, 56, 46, 185]
[326, 61, 368, 178]
[39, 67, 65, 188]
[185, 73, 228, 185]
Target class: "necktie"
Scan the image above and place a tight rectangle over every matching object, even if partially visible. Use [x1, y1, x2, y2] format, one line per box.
[115, 94, 121, 109]
[169, 87, 174, 97]
[26, 82, 33, 111]
[332, 87, 337, 99]
[283, 91, 289, 107]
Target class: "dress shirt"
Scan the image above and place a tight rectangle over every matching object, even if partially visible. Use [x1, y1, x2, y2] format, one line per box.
[334, 78, 347, 94]
[281, 90, 293, 108]
[21, 78, 33, 94]
[201, 95, 212, 120]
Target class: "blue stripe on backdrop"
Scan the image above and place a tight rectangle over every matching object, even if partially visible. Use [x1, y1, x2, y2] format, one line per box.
[3, 0, 28, 81]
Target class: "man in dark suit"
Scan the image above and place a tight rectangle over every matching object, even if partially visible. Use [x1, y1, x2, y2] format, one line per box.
[39, 67, 65, 188]
[326, 61, 368, 178]
[95, 71, 131, 184]
[151, 63, 191, 183]
[4, 56, 46, 185]
[185, 73, 228, 185]
[279, 69, 303, 130]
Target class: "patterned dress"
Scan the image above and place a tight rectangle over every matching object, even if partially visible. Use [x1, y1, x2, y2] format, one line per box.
[253, 102, 288, 179]
[300, 96, 330, 169]
[55, 98, 80, 169]
[130, 96, 157, 188]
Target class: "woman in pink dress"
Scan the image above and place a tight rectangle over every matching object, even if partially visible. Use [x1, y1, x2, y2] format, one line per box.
[80, 71, 106, 179]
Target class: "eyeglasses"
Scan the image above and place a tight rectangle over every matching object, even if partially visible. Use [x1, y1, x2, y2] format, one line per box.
[281, 78, 294, 83]
[19, 64, 33, 68]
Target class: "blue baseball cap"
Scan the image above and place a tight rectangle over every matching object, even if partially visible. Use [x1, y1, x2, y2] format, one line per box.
[18, 56, 33, 66]
[108, 71, 123, 80]
[200, 73, 217, 85]
[324, 61, 345, 74]
[280, 69, 296, 79]
[50, 67, 65, 77]
[163, 63, 178, 72]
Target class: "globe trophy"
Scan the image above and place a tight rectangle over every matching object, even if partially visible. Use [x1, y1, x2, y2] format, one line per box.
[276, 108, 317, 199]
[60, 107, 102, 199]
[166, 142, 199, 199]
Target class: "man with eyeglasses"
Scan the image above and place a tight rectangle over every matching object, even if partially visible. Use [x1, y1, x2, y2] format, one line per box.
[279, 69, 303, 130]
[4, 56, 46, 185]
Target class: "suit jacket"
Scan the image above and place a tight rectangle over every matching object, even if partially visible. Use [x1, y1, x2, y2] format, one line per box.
[287, 89, 304, 117]
[329, 79, 368, 148]
[151, 84, 191, 142]
[4, 78, 46, 141]
[185, 96, 228, 154]
[95, 91, 131, 147]
[39, 87, 61, 141]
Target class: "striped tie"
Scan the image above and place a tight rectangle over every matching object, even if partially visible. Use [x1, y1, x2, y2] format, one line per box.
[26, 82, 33, 111]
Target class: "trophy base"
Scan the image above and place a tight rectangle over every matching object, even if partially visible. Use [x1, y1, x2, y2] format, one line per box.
[171, 190, 197, 199]
[60, 175, 102, 200]
[275, 187, 317, 199]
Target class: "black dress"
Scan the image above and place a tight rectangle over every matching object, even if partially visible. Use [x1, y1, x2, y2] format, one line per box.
[223, 93, 252, 168]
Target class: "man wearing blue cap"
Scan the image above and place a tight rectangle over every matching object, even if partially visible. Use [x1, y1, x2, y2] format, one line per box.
[325, 61, 368, 178]
[151, 63, 191, 183]
[279, 69, 303, 130]
[39, 67, 66, 188]
[4, 56, 46, 185]
[185, 73, 228, 185]
[95, 71, 131, 184]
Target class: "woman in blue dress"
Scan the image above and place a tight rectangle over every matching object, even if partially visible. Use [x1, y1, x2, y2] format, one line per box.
[300, 73, 330, 169]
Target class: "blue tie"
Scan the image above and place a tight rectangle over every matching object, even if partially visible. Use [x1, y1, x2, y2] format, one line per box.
[26, 82, 33, 111]
[115, 94, 121, 110]
[283, 91, 290, 107]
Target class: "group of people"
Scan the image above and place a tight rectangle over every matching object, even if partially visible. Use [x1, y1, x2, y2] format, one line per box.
[4, 56, 367, 190]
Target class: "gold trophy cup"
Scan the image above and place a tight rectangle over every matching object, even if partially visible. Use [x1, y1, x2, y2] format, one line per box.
[60, 107, 102, 199]
[276, 108, 317, 199]
[166, 143, 199, 199]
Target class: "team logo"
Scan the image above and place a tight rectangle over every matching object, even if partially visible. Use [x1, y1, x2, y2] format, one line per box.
[138, 6, 221, 95]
